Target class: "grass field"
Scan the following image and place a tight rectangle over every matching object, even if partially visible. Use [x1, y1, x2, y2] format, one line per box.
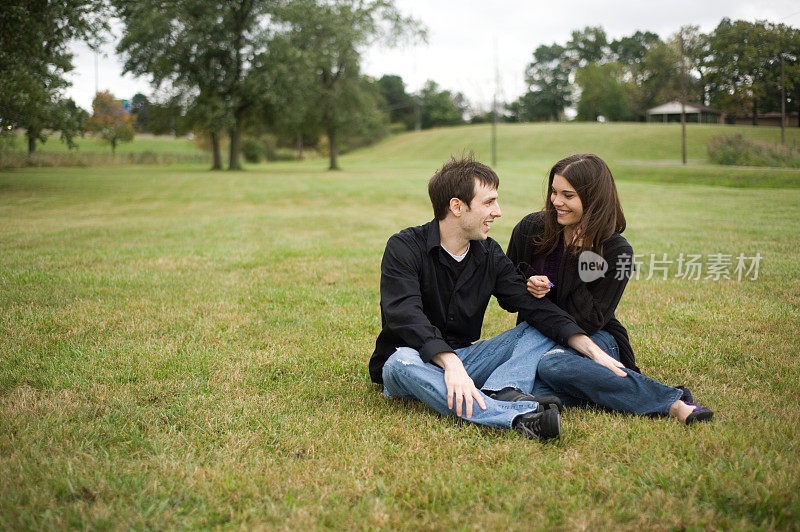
[1, 124, 800, 529]
[5, 133, 205, 155]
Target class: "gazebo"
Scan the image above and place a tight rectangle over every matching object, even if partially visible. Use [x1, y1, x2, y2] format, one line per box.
[646, 102, 722, 124]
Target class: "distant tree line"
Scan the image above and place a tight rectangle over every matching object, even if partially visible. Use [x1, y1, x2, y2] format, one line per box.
[3, 0, 440, 169]
[128, 74, 470, 161]
[508, 20, 800, 125]
[7, 4, 797, 170]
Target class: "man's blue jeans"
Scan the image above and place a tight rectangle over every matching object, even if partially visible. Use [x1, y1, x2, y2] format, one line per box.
[382, 323, 556, 429]
[533, 330, 682, 415]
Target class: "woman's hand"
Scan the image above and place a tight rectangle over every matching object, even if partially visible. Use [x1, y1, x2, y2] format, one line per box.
[526, 275, 552, 298]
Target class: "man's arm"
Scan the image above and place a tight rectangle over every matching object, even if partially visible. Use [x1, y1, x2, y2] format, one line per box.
[381, 235, 488, 416]
[380, 235, 452, 361]
[493, 243, 585, 347]
[493, 243, 628, 377]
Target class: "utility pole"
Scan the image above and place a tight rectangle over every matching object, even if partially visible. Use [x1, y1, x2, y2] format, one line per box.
[781, 53, 786, 146]
[679, 34, 687, 165]
[414, 96, 421, 132]
[491, 39, 498, 168]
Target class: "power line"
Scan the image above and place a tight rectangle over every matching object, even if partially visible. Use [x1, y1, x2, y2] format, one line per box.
[781, 8, 800, 20]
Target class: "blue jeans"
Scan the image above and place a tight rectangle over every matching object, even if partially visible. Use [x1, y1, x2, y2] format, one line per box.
[532, 331, 683, 415]
[382, 323, 557, 428]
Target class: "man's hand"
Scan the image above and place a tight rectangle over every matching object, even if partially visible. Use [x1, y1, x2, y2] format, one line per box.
[526, 275, 552, 298]
[431, 351, 487, 418]
[567, 334, 627, 377]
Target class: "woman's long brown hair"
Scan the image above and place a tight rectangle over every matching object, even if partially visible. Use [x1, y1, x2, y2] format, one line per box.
[535, 153, 626, 256]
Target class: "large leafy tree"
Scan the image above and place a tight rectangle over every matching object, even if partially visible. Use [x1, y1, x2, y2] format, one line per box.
[114, 0, 276, 170]
[609, 30, 663, 117]
[706, 19, 785, 123]
[575, 62, 635, 122]
[774, 26, 800, 128]
[514, 43, 572, 121]
[255, 34, 323, 160]
[277, 0, 424, 170]
[0, 0, 107, 154]
[638, 27, 701, 109]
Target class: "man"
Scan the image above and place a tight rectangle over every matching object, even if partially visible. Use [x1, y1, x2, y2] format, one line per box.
[370, 156, 625, 440]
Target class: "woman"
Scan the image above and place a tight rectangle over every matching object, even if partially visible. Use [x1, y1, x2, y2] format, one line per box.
[506, 153, 712, 424]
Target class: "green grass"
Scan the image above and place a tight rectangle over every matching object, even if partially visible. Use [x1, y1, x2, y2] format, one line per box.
[6, 133, 205, 155]
[1, 127, 800, 528]
[350, 122, 800, 165]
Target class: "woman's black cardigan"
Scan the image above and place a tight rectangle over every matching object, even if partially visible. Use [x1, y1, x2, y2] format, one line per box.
[506, 211, 640, 372]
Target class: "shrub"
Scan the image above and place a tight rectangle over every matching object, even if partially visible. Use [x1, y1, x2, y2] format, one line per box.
[242, 137, 266, 163]
[242, 134, 289, 163]
[708, 134, 800, 168]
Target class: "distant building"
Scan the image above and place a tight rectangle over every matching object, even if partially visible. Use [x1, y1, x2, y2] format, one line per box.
[646, 102, 722, 124]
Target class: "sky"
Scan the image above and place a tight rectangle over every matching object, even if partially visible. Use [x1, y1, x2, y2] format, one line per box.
[66, 0, 800, 113]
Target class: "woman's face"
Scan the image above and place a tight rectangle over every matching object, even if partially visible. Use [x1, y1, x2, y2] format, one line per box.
[550, 173, 583, 227]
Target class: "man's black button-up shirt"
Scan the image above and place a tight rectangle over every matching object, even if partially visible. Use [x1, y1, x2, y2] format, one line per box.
[369, 219, 585, 384]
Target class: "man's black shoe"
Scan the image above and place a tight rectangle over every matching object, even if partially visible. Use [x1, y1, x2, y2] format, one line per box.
[486, 387, 563, 412]
[512, 408, 561, 440]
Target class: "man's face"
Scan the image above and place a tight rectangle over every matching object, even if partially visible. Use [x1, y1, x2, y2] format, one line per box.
[459, 179, 502, 241]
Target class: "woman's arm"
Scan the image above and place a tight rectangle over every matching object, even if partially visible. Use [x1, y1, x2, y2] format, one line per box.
[505, 216, 528, 275]
[506, 212, 543, 277]
[559, 235, 633, 334]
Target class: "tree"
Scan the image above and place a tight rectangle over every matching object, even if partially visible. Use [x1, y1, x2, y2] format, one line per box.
[514, 43, 572, 121]
[185, 92, 229, 169]
[114, 0, 276, 170]
[706, 19, 783, 123]
[87, 91, 135, 153]
[775, 26, 800, 128]
[130, 93, 151, 133]
[567, 26, 609, 66]
[640, 39, 685, 108]
[418, 81, 467, 129]
[0, 0, 107, 154]
[575, 62, 635, 121]
[377, 74, 416, 129]
[610, 31, 661, 68]
[278, 0, 424, 170]
[255, 35, 323, 160]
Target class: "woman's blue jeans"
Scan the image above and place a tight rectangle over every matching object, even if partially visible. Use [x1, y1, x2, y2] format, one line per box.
[532, 330, 682, 416]
[382, 323, 554, 429]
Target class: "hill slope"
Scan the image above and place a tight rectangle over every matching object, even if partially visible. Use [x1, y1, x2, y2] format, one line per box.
[347, 122, 800, 167]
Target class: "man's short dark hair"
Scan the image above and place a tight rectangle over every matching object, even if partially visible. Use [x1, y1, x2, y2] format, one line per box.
[428, 155, 500, 220]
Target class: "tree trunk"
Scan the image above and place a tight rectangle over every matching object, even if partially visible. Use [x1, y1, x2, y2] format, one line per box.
[752, 98, 758, 126]
[327, 126, 338, 170]
[296, 132, 303, 160]
[111, 138, 116, 154]
[210, 130, 222, 170]
[27, 135, 35, 155]
[795, 90, 800, 127]
[229, 126, 241, 170]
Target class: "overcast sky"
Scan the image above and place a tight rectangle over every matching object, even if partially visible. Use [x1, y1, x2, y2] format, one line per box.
[66, 0, 800, 112]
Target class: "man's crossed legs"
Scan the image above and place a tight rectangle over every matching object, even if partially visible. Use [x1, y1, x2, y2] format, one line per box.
[381, 323, 560, 435]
